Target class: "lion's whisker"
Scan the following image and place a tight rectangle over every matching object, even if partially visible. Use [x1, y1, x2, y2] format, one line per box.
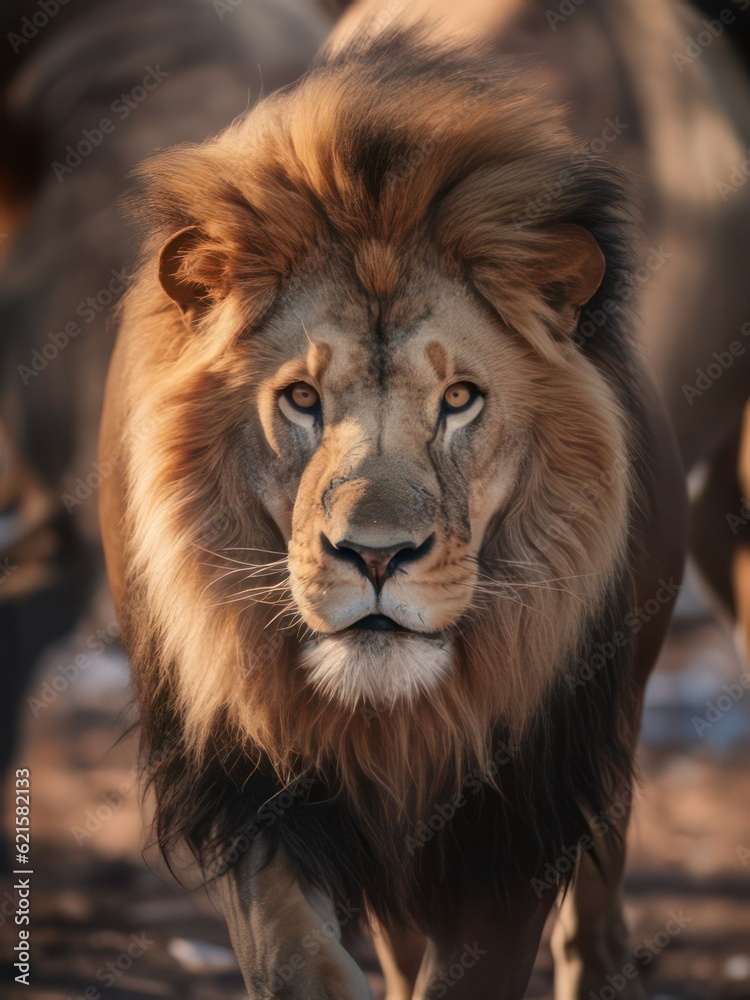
[464, 553, 547, 569]
[203, 595, 292, 610]
[220, 546, 288, 556]
[470, 590, 552, 621]
[197, 564, 287, 593]
[191, 542, 266, 567]
[198, 572, 290, 602]
[226, 580, 291, 595]
[267, 602, 303, 629]
[471, 580, 585, 604]
[198, 558, 288, 576]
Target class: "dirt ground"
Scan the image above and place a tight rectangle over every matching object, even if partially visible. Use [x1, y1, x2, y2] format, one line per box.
[2, 568, 749, 1000]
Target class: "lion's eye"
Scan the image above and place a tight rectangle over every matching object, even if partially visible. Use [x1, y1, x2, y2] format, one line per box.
[442, 381, 480, 413]
[284, 382, 320, 414]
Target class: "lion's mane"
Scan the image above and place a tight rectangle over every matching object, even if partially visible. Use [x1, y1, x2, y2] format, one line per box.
[107, 30, 651, 925]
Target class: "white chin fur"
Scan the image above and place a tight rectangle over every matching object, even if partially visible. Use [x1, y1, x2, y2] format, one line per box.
[300, 632, 454, 709]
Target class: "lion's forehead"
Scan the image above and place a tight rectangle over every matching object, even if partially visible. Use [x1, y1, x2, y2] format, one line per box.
[259, 270, 512, 401]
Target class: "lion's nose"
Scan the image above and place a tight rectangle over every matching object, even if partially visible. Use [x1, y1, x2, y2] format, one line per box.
[322, 533, 434, 591]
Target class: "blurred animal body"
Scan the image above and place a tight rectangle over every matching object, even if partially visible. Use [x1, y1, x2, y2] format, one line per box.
[100, 0, 750, 997]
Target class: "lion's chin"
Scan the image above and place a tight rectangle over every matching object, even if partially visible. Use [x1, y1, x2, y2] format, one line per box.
[299, 630, 454, 710]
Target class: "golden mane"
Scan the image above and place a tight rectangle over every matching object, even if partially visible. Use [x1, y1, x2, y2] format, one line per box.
[103, 31, 641, 882]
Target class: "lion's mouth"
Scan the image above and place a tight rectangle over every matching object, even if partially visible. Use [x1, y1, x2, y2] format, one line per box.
[344, 613, 446, 638]
[341, 613, 446, 641]
[347, 613, 406, 633]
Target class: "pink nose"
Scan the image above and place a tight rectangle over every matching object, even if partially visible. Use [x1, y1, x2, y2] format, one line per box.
[322, 534, 434, 591]
[344, 542, 411, 588]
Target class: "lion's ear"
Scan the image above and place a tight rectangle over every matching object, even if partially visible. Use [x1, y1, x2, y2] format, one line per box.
[541, 224, 606, 328]
[159, 226, 212, 312]
[551, 225, 606, 306]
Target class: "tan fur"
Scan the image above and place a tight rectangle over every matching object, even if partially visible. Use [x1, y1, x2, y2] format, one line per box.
[102, 34, 633, 835]
[354, 239, 400, 297]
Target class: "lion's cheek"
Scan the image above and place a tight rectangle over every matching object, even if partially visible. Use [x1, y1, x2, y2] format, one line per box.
[466, 458, 524, 551]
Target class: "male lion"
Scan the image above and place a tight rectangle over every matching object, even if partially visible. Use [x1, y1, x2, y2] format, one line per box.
[100, 1, 749, 997]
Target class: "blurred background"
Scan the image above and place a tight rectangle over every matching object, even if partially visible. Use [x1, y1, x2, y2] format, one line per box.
[1, 1, 749, 997]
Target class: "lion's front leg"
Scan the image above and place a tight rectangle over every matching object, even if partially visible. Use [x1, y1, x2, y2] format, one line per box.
[371, 919, 426, 1000]
[207, 846, 373, 1000]
[412, 890, 554, 1000]
[551, 835, 646, 1000]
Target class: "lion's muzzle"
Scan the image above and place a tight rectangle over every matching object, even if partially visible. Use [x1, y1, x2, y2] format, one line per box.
[287, 448, 468, 704]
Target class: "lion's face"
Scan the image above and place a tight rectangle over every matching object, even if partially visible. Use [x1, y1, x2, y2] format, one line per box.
[110, 35, 638, 806]
[247, 258, 538, 707]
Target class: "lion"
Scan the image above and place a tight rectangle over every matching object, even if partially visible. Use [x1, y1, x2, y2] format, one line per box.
[100, 1, 749, 997]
